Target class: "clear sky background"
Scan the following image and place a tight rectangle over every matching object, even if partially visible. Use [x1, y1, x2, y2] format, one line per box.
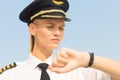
[0, 0, 120, 67]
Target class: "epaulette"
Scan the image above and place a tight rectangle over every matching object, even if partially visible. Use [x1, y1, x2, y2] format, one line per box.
[0, 62, 17, 74]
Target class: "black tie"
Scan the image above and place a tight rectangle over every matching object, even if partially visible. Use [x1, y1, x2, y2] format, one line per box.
[38, 63, 50, 80]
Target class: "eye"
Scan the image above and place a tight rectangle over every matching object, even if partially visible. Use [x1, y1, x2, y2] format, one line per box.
[46, 23, 54, 29]
[59, 27, 64, 30]
[59, 24, 65, 30]
[47, 26, 54, 28]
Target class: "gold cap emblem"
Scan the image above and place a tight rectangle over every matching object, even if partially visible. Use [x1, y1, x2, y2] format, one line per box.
[52, 0, 64, 5]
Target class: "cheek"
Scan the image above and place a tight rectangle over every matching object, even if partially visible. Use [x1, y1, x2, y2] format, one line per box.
[61, 32, 64, 40]
[36, 29, 50, 40]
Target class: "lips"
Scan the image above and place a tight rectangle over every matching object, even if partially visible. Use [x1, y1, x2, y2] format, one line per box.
[51, 38, 60, 43]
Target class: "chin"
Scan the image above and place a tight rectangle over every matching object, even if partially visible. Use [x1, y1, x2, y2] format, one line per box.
[48, 43, 60, 50]
[52, 46, 59, 49]
[51, 45, 59, 49]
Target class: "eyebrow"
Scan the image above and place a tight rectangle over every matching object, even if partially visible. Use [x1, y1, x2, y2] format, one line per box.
[48, 22, 65, 26]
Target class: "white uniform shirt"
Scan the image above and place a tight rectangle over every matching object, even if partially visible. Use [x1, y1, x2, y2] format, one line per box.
[0, 53, 111, 80]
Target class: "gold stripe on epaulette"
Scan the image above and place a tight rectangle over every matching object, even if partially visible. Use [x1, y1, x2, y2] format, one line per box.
[3, 67, 6, 71]
[11, 63, 15, 67]
[6, 65, 10, 69]
[0, 69, 2, 74]
[0, 62, 17, 74]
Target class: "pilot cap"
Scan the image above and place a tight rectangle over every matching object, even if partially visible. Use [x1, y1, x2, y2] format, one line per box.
[19, 0, 71, 23]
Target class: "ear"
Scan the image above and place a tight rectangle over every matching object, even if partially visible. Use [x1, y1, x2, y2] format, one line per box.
[28, 23, 36, 36]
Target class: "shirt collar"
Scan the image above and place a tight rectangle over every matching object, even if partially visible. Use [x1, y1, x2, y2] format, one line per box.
[27, 53, 56, 70]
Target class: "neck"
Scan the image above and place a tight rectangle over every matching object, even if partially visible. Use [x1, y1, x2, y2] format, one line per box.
[32, 46, 53, 61]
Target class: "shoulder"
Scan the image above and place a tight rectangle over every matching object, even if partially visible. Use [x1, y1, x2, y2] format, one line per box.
[0, 62, 17, 74]
[0, 61, 26, 75]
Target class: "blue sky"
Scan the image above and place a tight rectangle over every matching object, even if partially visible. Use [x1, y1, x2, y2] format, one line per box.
[0, 0, 120, 67]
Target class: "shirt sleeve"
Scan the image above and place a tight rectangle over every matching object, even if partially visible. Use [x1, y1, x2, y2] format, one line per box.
[77, 68, 111, 80]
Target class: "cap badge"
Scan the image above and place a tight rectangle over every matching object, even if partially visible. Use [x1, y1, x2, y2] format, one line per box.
[52, 0, 64, 5]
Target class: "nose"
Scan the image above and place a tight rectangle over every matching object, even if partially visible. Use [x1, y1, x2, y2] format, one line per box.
[54, 29, 62, 37]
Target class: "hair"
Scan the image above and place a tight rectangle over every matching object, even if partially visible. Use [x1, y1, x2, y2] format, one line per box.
[30, 35, 35, 52]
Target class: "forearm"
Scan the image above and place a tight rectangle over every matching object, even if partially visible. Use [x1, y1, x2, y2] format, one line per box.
[49, 48, 120, 78]
[92, 55, 120, 78]
[111, 76, 120, 80]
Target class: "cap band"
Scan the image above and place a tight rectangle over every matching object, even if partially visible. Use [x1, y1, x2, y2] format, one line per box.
[30, 9, 66, 20]
[41, 15, 65, 18]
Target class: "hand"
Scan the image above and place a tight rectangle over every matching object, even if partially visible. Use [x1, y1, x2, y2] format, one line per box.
[49, 48, 90, 73]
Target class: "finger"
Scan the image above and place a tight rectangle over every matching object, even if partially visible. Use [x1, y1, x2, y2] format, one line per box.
[49, 67, 68, 73]
[58, 48, 69, 58]
[51, 55, 67, 67]
[56, 52, 68, 64]
[49, 64, 73, 73]
[50, 62, 77, 73]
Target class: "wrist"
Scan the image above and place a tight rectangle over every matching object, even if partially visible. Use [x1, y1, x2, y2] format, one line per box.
[81, 52, 90, 67]
[86, 52, 94, 67]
